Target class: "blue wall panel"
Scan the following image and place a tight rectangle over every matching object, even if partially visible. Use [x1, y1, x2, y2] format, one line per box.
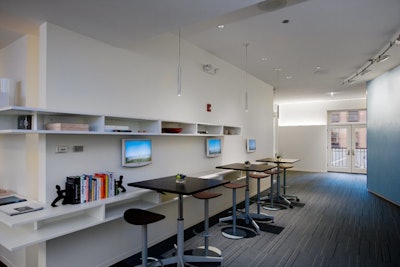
[367, 65, 400, 205]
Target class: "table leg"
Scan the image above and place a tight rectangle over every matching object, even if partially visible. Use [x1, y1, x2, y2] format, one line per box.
[242, 171, 260, 234]
[160, 194, 224, 267]
[276, 165, 293, 208]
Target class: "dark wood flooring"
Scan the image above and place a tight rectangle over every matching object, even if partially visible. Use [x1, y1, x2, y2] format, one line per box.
[113, 171, 400, 267]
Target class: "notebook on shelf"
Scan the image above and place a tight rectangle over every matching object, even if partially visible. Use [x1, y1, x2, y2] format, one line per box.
[0, 196, 44, 216]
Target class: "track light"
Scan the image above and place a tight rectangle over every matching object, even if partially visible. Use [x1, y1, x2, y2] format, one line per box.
[342, 32, 399, 85]
[396, 34, 400, 45]
[376, 54, 390, 63]
[360, 69, 371, 76]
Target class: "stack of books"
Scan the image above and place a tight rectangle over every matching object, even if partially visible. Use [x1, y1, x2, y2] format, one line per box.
[65, 172, 119, 204]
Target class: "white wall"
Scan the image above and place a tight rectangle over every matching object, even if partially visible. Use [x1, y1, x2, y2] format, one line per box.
[0, 35, 39, 200]
[39, 22, 274, 201]
[0, 34, 39, 107]
[278, 125, 326, 172]
[277, 98, 367, 172]
[278, 98, 367, 126]
[1, 22, 274, 267]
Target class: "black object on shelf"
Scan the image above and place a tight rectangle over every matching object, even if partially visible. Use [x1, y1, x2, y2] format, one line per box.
[17, 115, 32, 130]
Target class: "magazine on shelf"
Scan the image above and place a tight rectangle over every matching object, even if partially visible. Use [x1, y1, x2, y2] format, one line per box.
[0, 195, 26, 206]
[0, 198, 44, 216]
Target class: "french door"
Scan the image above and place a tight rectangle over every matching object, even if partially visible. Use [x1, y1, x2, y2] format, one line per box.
[327, 125, 367, 174]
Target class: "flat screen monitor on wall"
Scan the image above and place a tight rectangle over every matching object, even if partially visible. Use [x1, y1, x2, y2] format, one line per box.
[122, 139, 152, 167]
[206, 138, 222, 158]
[247, 138, 256, 153]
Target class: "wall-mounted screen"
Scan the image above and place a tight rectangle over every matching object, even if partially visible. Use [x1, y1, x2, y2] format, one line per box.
[206, 138, 222, 158]
[122, 139, 152, 167]
[247, 138, 256, 153]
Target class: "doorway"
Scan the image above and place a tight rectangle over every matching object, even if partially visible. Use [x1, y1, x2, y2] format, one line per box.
[327, 110, 367, 174]
[327, 125, 367, 173]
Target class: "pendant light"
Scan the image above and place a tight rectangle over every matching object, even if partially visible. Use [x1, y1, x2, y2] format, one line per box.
[244, 43, 249, 112]
[177, 28, 182, 96]
[274, 68, 281, 94]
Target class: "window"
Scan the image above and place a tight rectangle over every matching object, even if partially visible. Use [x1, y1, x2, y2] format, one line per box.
[328, 110, 366, 125]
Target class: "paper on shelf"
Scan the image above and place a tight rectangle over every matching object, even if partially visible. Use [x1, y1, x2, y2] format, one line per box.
[0, 200, 44, 216]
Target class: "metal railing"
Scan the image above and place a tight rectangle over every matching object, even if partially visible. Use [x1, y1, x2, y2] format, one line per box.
[330, 148, 367, 169]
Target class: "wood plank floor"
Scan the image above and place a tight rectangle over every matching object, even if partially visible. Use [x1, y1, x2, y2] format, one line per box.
[113, 171, 400, 267]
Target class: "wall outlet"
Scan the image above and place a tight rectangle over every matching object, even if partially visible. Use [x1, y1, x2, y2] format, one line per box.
[56, 145, 68, 153]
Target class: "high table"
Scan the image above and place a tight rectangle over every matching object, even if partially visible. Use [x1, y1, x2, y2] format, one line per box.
[256, 157, 300, 208]
[216, 163, 276, 234]
[128, 176, 229, 267]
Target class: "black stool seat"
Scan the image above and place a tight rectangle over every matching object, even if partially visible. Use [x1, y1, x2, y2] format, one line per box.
[193, 191, 222, 200]
[124, 209, 166, 267]
[124, 208, 165, 226]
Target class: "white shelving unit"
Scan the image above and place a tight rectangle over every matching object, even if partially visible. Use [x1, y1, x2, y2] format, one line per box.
[0, 106, 241, 136]
[0, 188, 158, 251]
[0, 106, 242, 252]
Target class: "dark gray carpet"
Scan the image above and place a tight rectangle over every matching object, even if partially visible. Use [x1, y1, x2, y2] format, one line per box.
[112, 171, 400, 267]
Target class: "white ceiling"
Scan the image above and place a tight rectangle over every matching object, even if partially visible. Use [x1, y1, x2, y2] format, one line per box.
[1, 0, 400, 104]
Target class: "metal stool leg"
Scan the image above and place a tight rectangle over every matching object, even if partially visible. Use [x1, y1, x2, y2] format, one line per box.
[193, 198, 222, 257]
[262, 174, 280, 211]
[282, 168, 299, 202]
[220, 187, 248, 239]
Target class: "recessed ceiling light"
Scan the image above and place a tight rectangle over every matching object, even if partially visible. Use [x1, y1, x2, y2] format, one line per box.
[217, 24, 225, 29]
[275, 68, 281, 71]
[261, 57, 268, 61]
[286, 76, 292, 79]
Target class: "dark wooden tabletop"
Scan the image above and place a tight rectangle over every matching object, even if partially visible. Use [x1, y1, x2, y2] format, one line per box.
[216, 163, 276, 172]
[256, 158, 300, 164]
[128, 176, 229, 195]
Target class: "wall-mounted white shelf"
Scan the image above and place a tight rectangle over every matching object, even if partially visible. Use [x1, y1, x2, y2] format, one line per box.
[0, 188, 158, 251]
[0, 106, 242, 252]
[0, 106, 241, 136]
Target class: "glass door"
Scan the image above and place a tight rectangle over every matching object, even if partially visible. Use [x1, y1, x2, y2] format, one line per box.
[351, 125, 367, 174]
[328, 126, 351, 172]
[327, 125, 367, 174]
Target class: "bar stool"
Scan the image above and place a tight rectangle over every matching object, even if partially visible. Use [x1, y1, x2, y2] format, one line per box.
[248, 172, 274, 222]
[124, 208, 165, 267]
[262, 168, 285, 210]
[280, 164, 300, 202]
[219, 182, 248, 239]
[192, 191, 223, 257]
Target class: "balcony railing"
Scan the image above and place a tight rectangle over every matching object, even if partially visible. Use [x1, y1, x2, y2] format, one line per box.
[331, 148, 367, 169]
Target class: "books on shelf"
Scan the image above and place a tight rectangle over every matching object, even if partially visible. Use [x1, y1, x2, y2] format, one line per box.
[65, 172, 118, 205]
